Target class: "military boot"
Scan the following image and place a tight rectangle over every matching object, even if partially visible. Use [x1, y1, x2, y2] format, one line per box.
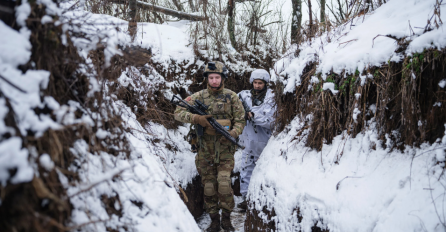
[221, 212, 235, 231]
[206, 213, 220, 232]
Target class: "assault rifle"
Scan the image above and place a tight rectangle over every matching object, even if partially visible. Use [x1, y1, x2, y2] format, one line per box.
[239, 94, 257, 133]
[171, 95, 245, 149]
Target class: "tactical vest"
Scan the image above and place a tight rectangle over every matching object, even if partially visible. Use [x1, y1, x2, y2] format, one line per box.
[195, 88, 236, 164]
[199, 89, 234, 135]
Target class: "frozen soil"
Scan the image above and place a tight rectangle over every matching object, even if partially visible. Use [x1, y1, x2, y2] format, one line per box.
[197, 196, 246, 232]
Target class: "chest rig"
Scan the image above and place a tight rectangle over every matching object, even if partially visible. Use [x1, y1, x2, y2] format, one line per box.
[200, 89, 233, 119]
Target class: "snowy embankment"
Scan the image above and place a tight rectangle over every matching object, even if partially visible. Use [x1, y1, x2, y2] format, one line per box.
[1, 0, 201, 230]
[273, 0, 446, 91]
[248, 0, 446, 231]
[62, 5, 201, 231]
[0, 12, 57, 187]
[251, 119, 446, 231]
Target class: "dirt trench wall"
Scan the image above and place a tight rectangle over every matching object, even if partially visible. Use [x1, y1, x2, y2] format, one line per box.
[0, 1, 138, 231]
[273, 49, 446, 152]
[180, 171, 242, 220]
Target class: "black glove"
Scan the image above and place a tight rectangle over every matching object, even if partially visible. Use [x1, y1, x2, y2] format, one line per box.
[244, 111, 254, 120]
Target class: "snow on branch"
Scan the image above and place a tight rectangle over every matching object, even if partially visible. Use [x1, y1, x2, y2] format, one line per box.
[111, 0, 208, 21]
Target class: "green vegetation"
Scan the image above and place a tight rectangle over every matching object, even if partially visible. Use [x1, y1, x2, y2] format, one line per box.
[374, 69, 380, 78]
[405, 52, 424, 74]
[339, 75, 356, 95]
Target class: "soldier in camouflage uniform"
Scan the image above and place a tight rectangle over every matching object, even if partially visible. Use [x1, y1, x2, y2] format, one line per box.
[174, 61, 246, 232]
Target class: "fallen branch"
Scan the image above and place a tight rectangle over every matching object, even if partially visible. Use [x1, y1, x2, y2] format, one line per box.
[0, 74, 27, 93]
[110, 0, 207, 21]
[372, 34, 399, 48]
[336, 176, 363, 190]
[338, 39, 358, 48]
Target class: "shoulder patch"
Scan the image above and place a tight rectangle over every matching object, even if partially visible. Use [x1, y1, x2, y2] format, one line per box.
[225, 94, 231, 103]
[185, 96, 192, 102]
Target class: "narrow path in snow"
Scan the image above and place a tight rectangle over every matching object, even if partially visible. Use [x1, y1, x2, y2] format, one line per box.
[197, 196, 246, 232]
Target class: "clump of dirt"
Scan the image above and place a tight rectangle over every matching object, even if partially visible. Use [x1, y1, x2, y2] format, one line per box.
[244, 202, 276, 232]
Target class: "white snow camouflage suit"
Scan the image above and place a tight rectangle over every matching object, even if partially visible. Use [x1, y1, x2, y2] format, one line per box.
[238, 71, 276, 197]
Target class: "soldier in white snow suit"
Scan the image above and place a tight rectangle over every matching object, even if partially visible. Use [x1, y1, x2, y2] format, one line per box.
[237, 69, 275, 211]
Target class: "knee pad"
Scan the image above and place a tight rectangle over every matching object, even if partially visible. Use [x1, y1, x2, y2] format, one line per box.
[217, 171, 232, 195]
[204, 182, 216, 196]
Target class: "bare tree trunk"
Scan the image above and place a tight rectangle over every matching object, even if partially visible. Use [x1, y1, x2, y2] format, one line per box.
[308, 0, 313, 37]
[291, 0, 302, 44]
[320, 0, 325, 31]
[336, 0, 344, 21]
[227, 0, 237, 50]
[188, 0, 196, 12]
[128, 0, 137, 40]
[365, 0, 372, 12]
[253, 5, 258, 49]
[172, 0, 184, 11]
[203, 0, 209, 49]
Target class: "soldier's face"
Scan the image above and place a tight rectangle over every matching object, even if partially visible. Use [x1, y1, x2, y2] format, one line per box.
[253, 79, 265, 90]
[208, 74, 222, 88]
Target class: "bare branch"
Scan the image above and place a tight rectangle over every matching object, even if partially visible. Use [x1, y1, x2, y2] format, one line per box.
[0, 74, 27, 93]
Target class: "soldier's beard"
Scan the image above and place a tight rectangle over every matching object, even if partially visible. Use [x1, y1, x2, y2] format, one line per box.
[252, 85, 267, 93]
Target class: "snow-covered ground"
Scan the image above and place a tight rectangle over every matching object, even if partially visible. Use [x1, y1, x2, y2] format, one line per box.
[249, 118, 446, 231]
[247, 0, 446, 231]
[62, 100, 200, 231]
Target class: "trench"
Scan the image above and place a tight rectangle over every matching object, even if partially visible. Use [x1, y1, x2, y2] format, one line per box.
[181, 170, 247, 231]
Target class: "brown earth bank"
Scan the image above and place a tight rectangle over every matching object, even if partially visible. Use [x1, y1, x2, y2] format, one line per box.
[274, 48, 446, 152]
[180, 171, 242, 221]
[0, 1, 153, 231]
[180, 176, 204, 220]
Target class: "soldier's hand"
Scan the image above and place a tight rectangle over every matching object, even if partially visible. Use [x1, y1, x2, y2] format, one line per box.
[219, 130, 238, 144]
[244, 112, 254, 120]
[192, 114, 213, 128]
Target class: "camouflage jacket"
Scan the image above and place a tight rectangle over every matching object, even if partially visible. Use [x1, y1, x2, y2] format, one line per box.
[174, 85, 246, 137]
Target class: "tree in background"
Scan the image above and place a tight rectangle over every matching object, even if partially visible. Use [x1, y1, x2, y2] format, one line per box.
[128, 0, 137, 39]
[84, 0, 388, 70]
[291, 0, 302, 44]
[320, 0, 325, 31]
[227, 0, 237, 50]
[308, 0, 313, 36]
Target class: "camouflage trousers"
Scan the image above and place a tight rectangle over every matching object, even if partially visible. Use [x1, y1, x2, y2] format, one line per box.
[195, 135, 235, 214]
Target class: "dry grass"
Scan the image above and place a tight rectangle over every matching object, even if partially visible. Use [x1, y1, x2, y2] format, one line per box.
[273, 48, 446, 156]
